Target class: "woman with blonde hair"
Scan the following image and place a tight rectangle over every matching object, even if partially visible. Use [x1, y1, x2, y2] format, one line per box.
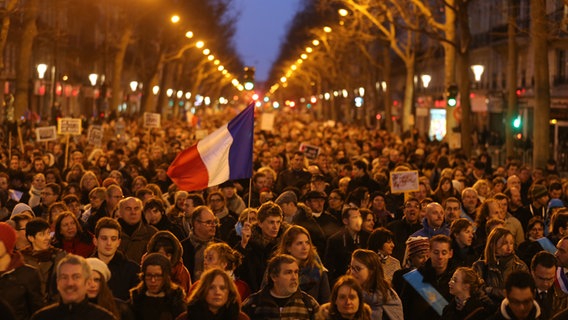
[184, 268, 249, 320]
[442, 267, 495, 319]
[273, 225, 330, 303]
[472, 227, 527, 303]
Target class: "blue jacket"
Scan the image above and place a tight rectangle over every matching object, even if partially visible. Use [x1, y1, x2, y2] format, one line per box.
[410, 218, 450, 238]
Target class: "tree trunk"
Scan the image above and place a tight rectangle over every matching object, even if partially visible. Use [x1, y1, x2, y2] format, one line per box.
[458, 53, 472, 156]
[14, 0, 39, 119]
[506, 0, 518, 159]
[402, 57, 415, 132]
[444, 0, 457, 143]
[109, 25, 132, 114]
[531, 0, 550, 168]
[382, 46, 393, 132]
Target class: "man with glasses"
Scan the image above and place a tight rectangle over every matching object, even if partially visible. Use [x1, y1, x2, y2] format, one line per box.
[117, 197, 157, 264]
[207, 191, 237, 243]
[530, 251, 565, 319]
[325, 206, 369, 285]
[181, 205, 220, 280]
[493, 271, 540, 320]
[32, 183, 60, 220]
[387, 198, 423, 262]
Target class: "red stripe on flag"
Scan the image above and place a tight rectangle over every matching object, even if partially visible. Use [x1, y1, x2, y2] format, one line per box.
[166, 145, 209, 191]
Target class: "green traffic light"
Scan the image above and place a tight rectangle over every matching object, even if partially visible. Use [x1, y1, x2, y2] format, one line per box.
[513, 115, 521, 129]
[447, 98, 457, 107]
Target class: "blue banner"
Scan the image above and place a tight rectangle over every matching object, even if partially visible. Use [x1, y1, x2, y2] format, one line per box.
[403, 269, 449, 316]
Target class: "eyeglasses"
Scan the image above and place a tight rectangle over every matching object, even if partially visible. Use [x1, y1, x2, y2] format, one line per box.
[348, 264, 365, 273]
[209, 198, 223, 203]
[144, 274, 163, 281]
[197, 219, 219, 227]
[405, 204, 420, 209]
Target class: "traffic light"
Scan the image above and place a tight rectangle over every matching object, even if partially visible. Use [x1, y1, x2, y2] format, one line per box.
[243, 66, 255, 91]
[447, 84, 458, 107]
[513, 115, 522, 129]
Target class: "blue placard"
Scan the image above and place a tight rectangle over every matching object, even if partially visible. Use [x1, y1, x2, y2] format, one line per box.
[402, 269, 449, 316]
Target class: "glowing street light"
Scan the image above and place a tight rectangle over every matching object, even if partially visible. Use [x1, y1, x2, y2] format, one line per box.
[195, 41, 205, 48]
[88, 73, 98, 86]
[37, 64, 48, 79]
[421, 74, 432, 88]
[471, 65, 485, 82]
[171, 15, 180, 24]
[129, 81, 138, 92]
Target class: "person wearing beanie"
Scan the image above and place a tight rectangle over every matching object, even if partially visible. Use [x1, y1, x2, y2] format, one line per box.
[517, 184, 550, 232]
[11, 203, 34, 219]
[0, 222, 44, 320]
[391, 236, 431, 297]
[85, 257, 123, 320]
[130, 253, 186, 320]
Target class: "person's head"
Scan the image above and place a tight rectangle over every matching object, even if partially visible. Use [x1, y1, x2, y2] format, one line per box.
[80, 171, 100, 191]
[41, 182, 61, 206]
[207, 191, 226, 213]
[203, 242, 243, 272]
[403, 198, 421, 224]
[367, 227, 395, 256]
[143, 198, 166, 226]
[304, 190, 326, 214]
[461, 188, 479, 212]
[449, 267, 483, 299]
[526, 216, 545, 240]
[443, 197, 461, 225]
[530, 251, 557, 291]
[507, 174, 522, 190]
[146, 230, 183, 265]
[274, 190, 298, 217]
[348, 249, 389, 298]
[25, 218, 51, 251]
[54, 212, 83, 242]
[504, 271, 536, 320]
[187, 268, 240, 314]
[190, 206, 218, 240]
[31, 173, 46, 189]
[105, 185, 123, 210]
[342, 206, 362, 233]
[118, 197, 143, 226]
[94, 217, 122, 259]
[290, 151, 305, 171]
[140, 253, 173, 295]
[352, 160, 368, 178]
[184, 193, 205, 214]
[476, 198, 501, 225]
[0, 222, 17, 256]
[555, 236, 568, 268]
[370, 191, 386, 212]
[48, 201, 69, 226]
[404, 236, 430, 268]
[450, 218, 474, 248]
[425, 202, 444, 229]
[56, 254, 92, 304]
[360, 208, 375, 233]
[257, 201, 283, 239]
[85, 257, 111, 299]
[266, 254, 299, 296]
[429, 235, 453, 273]
[237, 208, 258, 225]
[485, 227, 515, 265]
[252, 171, 267, 191]
[328, 275, 366, 320]
[277, 225, 321, 270]
[328, 189, 346, 211]
[551, 210, 568, 237]
[62, 194, 82, 218]
[530, 184, 550, 207]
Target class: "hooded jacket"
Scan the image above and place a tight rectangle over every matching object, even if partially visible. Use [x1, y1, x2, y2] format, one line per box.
[146, 230, 192, 294]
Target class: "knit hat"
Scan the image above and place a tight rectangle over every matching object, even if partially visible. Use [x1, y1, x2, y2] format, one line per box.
[406, 236, 430, 256]
[275, 190, 298, 206]
[86, 257, 111, 282]
[11, 203, 33, 218]
[0, 222, 17, 254]
[548, 198, 564, 210]
[530, 184, 548, 200]
[142, 253, 171, 277]
[303, 190, 326, 201]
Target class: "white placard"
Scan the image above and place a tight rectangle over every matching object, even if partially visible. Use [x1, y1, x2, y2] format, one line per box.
[390, 170, 420, 194]
[36, 126, 57, 141]
[143, 112, 161, 128]
[87, 125, 103, 146]
[260, 113, 275, 131]
[57, 118, 82, 135]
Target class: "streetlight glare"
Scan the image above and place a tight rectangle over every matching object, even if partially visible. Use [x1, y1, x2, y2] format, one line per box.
[300, 53, 308, 59]
[323, 26, 332, 33]
[170, 15, 180, 24]
[338, 9, 349, 17]
[312, 39, 320, 46]
[196, 41, 205, 48]
[203, 48, 210, 55]
[37, 64, 48, 79]
[185, 31, 194, 38]
[88, 73, 98, 86]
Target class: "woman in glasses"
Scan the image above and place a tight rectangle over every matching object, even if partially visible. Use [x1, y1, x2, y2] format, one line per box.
[347, 249, 403, 319]
[442, 267, 495, 319]
[272, 225, 330, 303]
[130, 253, 186, 320]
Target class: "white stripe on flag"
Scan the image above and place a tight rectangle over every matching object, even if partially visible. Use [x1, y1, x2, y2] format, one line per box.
[196, 124, 232, 186]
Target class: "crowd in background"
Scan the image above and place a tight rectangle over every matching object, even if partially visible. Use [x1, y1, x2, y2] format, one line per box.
[0, 109, 568, 319]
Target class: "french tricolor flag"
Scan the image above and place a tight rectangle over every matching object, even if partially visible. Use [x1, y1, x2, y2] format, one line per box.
[167, 104, 254, 191]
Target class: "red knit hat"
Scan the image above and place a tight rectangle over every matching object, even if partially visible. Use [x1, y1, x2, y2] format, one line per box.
[0, 222, 17, 254]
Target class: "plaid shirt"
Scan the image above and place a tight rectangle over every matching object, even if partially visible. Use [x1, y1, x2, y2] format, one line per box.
[242, 287, 319, 320]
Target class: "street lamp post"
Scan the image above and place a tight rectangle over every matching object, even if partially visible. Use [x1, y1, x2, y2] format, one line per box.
[37, 64, 47, 117]
[89, 73, 98, 118]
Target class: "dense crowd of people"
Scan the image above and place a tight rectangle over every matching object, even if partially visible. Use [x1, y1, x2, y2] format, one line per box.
[1, 109, 568, 319]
